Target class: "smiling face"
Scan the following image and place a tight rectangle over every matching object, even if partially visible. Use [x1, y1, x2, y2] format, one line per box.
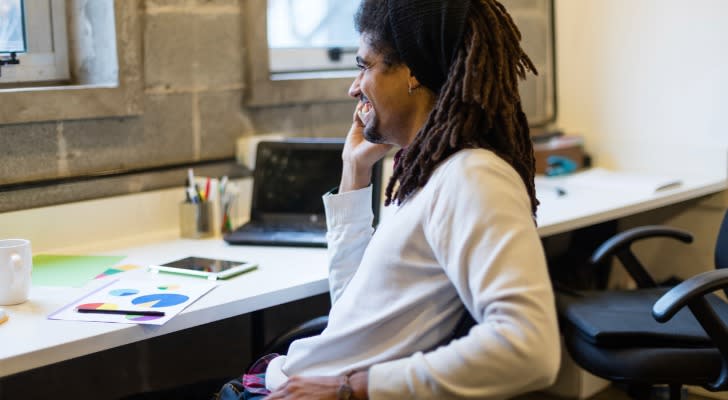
[348, 35, 423, 148]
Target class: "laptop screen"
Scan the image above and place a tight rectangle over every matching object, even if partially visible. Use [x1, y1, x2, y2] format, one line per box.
[251, 140, 345, 220]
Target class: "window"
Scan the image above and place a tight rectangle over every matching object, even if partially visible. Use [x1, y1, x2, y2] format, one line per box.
[0, 0, 69, 85]
[0, 0, 142, 125]
[246, 0, 555, 124]
[243, 0, 354, 106]
[267, 0, 359, 77]
[501, 0, 556, 126]
[0, 0, 26, 53]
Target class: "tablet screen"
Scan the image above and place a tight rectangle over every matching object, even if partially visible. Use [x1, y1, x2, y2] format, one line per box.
[160, 257, 246, 273]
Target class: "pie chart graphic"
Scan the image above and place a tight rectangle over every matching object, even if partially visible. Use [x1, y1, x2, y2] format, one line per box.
[131, 293, 189, 308]
[78, 302, 118, 311]
[109, 288, 139, 297]
[126, 314, 164, 322]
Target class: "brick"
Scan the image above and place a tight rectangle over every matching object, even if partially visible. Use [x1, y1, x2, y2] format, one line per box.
[194, 12, 244, 88]
[199, 90, 252, 159]
[144, 13, 198, 90]
[142, 93, 197, 163]
[63, 117, 146, 174]
[246, 104, 313, 137]
[0, 122, 58, 184]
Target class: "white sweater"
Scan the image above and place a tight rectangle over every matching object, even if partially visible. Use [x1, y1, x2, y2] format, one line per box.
[266, 149, 560, 399]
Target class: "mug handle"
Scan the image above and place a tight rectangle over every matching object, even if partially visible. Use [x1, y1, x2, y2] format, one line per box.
[10, 253, 22, 289]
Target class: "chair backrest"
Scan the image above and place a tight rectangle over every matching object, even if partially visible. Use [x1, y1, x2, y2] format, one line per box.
[716, 208, 728, 298]
[716, 208, 728, 270]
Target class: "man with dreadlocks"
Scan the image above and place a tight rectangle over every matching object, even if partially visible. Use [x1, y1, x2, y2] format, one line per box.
[248, 0, 560, 399]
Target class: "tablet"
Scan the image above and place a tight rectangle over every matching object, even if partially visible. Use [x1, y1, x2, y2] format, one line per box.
[149, 257, 258, 280]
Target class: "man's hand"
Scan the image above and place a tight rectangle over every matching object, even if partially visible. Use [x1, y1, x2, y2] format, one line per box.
[339, 102, 392, 193]
[265, 371, 368, 400]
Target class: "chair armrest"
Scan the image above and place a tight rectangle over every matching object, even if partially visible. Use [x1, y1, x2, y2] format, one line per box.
[652, 269, 728, 391]
[590, 226, 693, 288]
[652, 269, 728, 322]
[259, 315, 329, 356]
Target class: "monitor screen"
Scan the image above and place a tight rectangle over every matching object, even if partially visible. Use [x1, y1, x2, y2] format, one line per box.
[252, 142, 343, 216]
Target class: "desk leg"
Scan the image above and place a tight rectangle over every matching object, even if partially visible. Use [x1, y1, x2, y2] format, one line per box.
[251, 310, 266, 358]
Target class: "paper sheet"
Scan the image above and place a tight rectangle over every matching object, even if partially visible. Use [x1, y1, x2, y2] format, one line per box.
[48, 277, 217, 325]
[536, 168, 682, 196]
[32, 255, 127, 287]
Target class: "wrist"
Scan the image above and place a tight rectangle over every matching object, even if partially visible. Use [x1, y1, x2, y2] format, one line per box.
[338, 370, 368, 400]
[339, 161, 372, 193]
[350, 370, 369, 400]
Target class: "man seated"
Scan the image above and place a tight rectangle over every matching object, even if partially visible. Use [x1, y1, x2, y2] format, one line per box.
[221, 0, 561, 398]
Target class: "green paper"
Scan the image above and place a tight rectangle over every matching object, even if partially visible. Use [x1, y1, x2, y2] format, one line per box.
[32, 254, 127, 287]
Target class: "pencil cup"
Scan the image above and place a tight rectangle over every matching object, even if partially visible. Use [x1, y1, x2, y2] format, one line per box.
[179, 202, 214, 239]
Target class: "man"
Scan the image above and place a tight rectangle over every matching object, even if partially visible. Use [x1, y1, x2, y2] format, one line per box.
[233, 0, 560, 398]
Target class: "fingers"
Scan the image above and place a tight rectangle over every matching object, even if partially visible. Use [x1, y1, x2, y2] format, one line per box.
[352, 101, 365, 127]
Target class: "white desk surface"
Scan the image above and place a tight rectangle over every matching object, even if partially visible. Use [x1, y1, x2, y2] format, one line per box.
[1, 173, 725, 378]
[1, 242, 330, 377]
[535, 172, 726, 237]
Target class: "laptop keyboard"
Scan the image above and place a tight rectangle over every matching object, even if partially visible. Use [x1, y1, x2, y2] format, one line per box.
[240, 222, 326, 233]
[225, 221, 329, 247]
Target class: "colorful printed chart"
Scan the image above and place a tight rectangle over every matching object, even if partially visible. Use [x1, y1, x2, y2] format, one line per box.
[109, 288, 139, 297]
[78, 302, 119, 310]
[48, 278, 217, 326]
[126, 314, 164, 322]
[132, 294, 189, 308]
[95, 265, 140, 280]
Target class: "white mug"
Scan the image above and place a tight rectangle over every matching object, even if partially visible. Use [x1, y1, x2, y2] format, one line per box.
[0, 239, 32, 305]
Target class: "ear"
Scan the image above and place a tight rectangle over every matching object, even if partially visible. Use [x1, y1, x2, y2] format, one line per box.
[407, 72, 422, 92]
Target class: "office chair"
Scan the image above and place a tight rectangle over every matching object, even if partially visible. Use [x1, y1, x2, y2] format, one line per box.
[557, 209, 728, 400]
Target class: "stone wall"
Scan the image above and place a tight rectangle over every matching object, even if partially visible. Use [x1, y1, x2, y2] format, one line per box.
[0, 0, 356, 212]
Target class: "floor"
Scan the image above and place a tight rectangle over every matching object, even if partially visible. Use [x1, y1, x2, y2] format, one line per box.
[515, 385, 713, 400]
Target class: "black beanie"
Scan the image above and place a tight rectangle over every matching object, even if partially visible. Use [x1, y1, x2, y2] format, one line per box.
[387, 0, 472, 94]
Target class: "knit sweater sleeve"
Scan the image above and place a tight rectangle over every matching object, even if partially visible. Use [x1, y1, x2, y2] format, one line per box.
[367, 156, 561, 399]
[323, 185, 375, 305]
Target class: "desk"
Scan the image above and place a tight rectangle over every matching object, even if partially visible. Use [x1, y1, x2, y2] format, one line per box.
[534, 173, 726, 237]
[1, 173, 725, 379]
[1, 243, 329, 378]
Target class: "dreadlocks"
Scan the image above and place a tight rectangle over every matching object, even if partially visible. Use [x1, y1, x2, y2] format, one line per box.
[369, 0, 539, 216]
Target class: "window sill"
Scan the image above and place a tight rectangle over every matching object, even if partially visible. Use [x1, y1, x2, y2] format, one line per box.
[270, 70, 358, 81]
[0, 82, 142, 124]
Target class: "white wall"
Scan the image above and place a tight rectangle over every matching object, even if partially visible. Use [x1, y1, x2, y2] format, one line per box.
[554, 7, 728, 398]
[554, 1, 728, 283]
[0, 182, 251, 254]
[555, 0, 728, 179]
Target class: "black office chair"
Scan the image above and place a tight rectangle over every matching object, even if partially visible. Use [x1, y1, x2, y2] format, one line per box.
[557, 209, 728, 400]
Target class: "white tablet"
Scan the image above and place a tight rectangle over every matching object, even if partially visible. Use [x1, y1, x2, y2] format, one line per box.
[149, 257, 258, 280]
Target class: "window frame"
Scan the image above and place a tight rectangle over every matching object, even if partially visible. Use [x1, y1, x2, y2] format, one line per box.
[0, 0, 142, 125]
[243, 0, 354, 107]
[0, 0, 70, 85]
[269, 47, 358, 75]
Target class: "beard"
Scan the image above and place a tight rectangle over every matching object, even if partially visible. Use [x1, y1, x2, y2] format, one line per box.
[362, 114, 386, 144]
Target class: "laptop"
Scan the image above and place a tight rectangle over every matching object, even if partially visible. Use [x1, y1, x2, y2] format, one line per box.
[224, 139, 382, 247]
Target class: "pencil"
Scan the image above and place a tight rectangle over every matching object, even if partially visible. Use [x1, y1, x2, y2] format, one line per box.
[76, 307, 165, 317]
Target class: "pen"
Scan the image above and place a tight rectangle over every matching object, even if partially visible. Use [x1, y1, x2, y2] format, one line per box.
[187, 187, 199, 204]
[538, 183, 568, 197]
[204, 177, 211, 202]
[76, 307, 165, 317]
[187, 168, 195, 189]
[219, 175, 228, 196]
